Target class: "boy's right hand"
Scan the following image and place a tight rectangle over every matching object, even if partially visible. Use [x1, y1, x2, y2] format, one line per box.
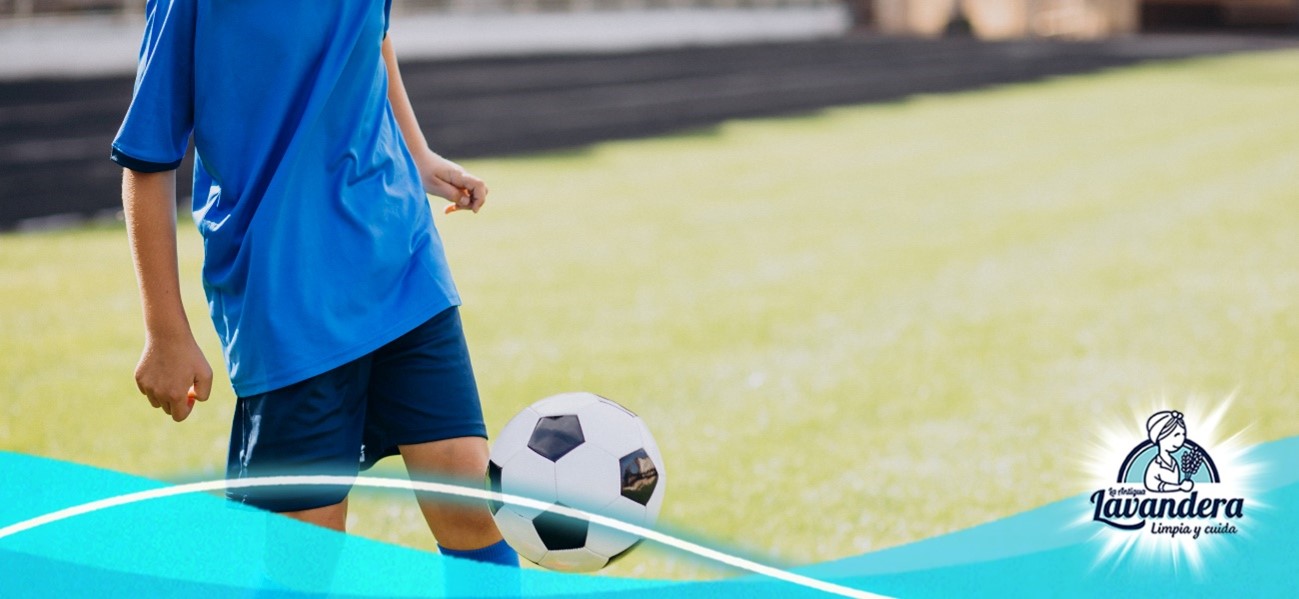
[134, 333, 213, 422]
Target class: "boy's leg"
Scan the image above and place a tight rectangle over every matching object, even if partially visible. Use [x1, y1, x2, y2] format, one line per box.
[402, 439, 520, 596]
[399, 437, 501, 550]
[281, 497, 349, 532]
[259, 499, 349, 595]
[227, 360, 371, 594]
[364, 306, 517, 568]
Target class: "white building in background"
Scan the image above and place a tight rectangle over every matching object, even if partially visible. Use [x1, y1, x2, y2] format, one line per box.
[0, 0, 852, 79]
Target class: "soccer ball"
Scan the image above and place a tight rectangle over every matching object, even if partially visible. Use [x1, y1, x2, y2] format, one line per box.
[486, 392, 666, 572]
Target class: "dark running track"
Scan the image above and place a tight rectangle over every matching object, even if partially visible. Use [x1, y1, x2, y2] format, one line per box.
[1, 33, 1295, 229]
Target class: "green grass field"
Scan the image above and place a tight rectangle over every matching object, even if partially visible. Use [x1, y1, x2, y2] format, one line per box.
[3, 49, 1298, 580]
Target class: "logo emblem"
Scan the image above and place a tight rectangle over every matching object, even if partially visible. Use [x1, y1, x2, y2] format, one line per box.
[1117, 410, 1220, 493]
[1087, 408, 1246, 538]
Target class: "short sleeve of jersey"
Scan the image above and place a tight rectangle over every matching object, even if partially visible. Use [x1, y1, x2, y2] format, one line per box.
[383, 0, 393, 38]
[110, 0, 195, 173]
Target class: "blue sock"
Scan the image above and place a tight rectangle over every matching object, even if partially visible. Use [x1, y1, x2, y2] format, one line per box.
[438, 539, 519, 567]
[439, 540, 520, 596]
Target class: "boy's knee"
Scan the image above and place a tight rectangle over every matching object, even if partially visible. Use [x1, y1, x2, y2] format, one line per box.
[278, 498, 349, 532]
[400, 436, 489, 482]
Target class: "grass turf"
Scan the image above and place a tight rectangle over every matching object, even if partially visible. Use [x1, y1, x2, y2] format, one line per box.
[2, 49, 1298, 580]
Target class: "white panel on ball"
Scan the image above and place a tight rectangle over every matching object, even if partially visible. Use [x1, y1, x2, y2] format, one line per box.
[499, 449, 558, 520]
[538, 548, 607, 573]
[553, 443, 621, 512]
[637, 419, 664, 468]
[490, 507, 550, 565]
[586, 495, 646, 559]
[530, 392, 600, 417]
[574, 398, 646, 460]
[488, 407, 542, 466]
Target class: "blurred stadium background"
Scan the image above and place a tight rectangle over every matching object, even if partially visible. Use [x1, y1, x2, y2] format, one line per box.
[2, 0, 1298, 30]
[1, 0, 1295, 230]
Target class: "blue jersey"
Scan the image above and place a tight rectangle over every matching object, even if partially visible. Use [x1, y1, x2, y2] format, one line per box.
[111, 0, 460, 396]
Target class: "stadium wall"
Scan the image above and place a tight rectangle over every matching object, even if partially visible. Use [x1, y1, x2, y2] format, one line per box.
[862, 0, 1296, 38]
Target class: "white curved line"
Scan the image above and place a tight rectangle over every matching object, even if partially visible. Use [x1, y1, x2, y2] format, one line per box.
[0, 475, 886, 599]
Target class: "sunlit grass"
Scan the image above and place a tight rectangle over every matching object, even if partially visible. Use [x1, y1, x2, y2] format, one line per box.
[3, 49, 1298, 580]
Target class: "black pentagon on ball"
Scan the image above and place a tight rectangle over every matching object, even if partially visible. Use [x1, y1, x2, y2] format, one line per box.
[528, 414, 585, 461]
[532, 503, 588, 551]
[619, 448, 659, 506]
[486, 460, 503, 515]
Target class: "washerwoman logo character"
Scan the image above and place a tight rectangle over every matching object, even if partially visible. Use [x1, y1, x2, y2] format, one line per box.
[1144, 411, 1193, 492]
[1117, 410, 1220, 488]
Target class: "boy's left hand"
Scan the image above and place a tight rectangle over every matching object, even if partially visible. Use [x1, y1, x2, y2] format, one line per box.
[417, 151, 487, 214]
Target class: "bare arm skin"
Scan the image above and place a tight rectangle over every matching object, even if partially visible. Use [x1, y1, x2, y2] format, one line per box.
[382, 36, 488, 213]
[122, 169, 213, 422]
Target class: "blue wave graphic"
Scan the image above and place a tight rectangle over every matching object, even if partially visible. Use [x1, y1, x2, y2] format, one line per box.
[796, 436, 1299, 598]
[2, 436, 1296, 597]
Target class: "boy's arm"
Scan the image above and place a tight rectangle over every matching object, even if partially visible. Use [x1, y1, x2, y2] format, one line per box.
[382, 37, 487, 213]
[122, 169, 213, 422]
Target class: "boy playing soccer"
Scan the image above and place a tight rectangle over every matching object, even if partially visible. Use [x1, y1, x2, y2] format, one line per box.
[113, 0, 516, 568]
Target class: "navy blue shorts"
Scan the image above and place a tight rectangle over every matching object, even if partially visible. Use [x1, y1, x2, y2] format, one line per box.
[225, 306, 487, 512]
